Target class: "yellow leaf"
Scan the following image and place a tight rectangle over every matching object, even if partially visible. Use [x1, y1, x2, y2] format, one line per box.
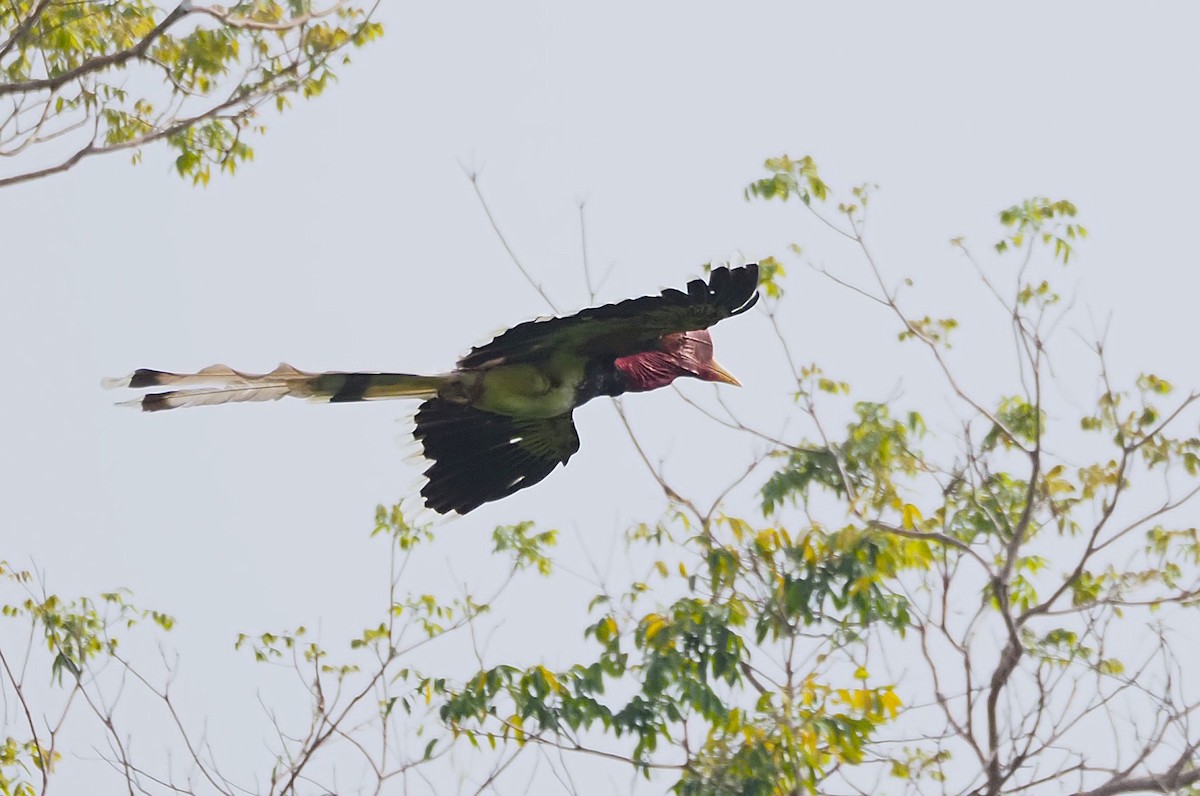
[802, 540, 817, 563]
[799, 728, 818, 754]
[880, 688, 902, 718]
[849, 575, 875, 595]
[800, 678, 817, 706]
[599, 616, 617, 641]
[901, 503, 922, 530]
[508, 713, 526, 744]
[727, 516, 750, 541]
[537, 665, 561, 693]
[643, 614, 667, 642]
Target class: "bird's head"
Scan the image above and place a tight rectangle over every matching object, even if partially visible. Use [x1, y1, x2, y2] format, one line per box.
[614, 329, 741, 392]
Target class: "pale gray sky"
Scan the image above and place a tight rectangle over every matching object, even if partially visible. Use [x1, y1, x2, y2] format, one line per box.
[3, 2, 1200, 792]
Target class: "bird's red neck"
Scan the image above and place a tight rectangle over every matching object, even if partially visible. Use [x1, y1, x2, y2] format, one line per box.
[612, 350, 689, 392]
[612, 330, 738, 392]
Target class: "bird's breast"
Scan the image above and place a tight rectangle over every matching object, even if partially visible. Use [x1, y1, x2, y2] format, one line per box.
[472, 361, 584, 419]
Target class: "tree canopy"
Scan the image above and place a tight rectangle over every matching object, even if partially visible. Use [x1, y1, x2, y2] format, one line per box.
[5, 154, 1200, 795]
[0, 0, 381, 188]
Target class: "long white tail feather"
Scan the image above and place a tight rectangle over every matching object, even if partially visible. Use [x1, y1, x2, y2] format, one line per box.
[108, 363, 449, 412]
[104, 363, 315, 390]
[117, 385, 292, 411]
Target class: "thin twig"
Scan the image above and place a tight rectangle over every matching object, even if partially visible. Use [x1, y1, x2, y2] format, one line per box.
[464, 168, 560, 313]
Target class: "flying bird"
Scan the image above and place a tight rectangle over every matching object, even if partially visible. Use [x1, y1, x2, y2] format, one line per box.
[109, 264, 760, 514]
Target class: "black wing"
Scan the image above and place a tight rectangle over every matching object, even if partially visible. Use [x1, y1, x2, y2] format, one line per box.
[457, 264, 760, 370]
[414, 399, 581, 514]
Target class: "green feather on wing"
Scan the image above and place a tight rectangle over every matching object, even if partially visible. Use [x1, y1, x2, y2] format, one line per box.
[456, 264, 760, 370]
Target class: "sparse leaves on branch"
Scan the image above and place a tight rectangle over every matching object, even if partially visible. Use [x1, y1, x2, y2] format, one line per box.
[0, 0, 382, 188]
[741, 154, 1200, 795]
[6, 155, 1200, 795]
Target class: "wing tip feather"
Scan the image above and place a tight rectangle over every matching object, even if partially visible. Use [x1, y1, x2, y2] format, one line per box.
[700, 263, 759, 315]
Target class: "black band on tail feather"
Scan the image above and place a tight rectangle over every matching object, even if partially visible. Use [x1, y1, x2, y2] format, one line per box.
[329, 373, 372, 403]
[129, 369, 168, 389]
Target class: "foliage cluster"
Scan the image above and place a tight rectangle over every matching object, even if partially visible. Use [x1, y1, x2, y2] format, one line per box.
[4, 142, 1200, 794]
[0, 0, 382, 188]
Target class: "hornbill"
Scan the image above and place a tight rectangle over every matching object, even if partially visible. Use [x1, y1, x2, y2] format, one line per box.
[109, 264, 760, 514]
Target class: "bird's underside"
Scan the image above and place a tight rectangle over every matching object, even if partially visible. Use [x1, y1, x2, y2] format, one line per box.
[109, 264, 760, 514]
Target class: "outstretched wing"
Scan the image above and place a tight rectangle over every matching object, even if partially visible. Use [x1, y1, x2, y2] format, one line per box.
[414, 399, 581, 514]
[457, 264, 760, 370]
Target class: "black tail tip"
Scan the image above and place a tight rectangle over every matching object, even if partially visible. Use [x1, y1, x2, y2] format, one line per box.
[140, 392, 172, 412]
[128, 369, 167, 389]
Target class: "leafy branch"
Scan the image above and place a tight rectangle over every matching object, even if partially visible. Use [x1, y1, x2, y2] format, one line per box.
[0, 0, 383, 188]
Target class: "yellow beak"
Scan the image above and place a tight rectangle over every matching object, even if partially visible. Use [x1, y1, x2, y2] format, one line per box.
[703, 359, 741, 387]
